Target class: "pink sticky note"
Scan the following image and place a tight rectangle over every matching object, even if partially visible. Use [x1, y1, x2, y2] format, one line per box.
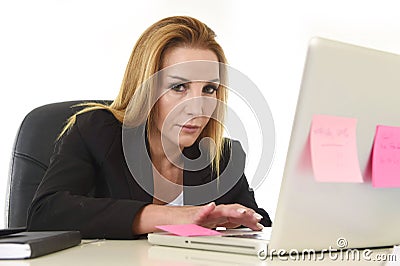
[155, 224, 221, 237]
[372, 125, 400, 188]
[310, 115, 363, 182]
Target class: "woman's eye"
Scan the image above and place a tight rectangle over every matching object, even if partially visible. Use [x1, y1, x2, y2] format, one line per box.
[203, 85, 218, 94]
[170, 83, 187, 92]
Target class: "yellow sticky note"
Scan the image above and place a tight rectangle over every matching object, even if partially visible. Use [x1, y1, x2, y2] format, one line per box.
[310, 115, 363, 183]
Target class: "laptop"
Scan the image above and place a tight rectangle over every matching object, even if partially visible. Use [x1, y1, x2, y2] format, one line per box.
[148, 37, 400, 255]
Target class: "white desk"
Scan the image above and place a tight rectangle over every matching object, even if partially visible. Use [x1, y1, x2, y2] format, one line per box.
[0, 239, 397, 266]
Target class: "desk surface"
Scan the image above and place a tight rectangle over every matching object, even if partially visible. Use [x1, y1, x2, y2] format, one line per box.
[0, 239, 397, 266]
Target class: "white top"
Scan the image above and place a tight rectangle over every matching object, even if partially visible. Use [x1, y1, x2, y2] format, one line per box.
[166, 192, 184, 206]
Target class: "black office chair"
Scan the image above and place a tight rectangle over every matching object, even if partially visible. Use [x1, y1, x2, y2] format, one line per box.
[6, 100, 111, 228]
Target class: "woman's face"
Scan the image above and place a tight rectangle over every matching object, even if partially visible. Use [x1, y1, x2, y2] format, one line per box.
[154, 47, 219, 149]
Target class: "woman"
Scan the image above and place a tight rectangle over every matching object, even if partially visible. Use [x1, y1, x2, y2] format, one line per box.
[27, 16, 272, 239]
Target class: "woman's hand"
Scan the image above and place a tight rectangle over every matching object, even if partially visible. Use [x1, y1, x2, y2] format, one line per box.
[132, 202, 263, 235]
[191, 202, 264, 231]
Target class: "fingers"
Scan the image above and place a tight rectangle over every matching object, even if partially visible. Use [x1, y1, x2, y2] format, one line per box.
[234, 208, 264, 231]
[214, 204, 264, 231]
[192, 203, 264, 231]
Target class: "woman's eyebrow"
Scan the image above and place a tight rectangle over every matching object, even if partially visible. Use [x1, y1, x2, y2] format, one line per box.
[168, 75, 190, 82]
[168, 75, 220, 83]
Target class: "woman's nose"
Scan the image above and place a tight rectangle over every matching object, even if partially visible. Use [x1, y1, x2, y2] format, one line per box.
[184, 82, 216, 117]
[184, 83, 205, 116]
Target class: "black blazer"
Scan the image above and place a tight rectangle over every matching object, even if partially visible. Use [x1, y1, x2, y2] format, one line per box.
[27, 110, 272, 239]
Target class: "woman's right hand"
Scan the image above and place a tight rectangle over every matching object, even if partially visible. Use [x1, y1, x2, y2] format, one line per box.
[132, 202, 263, 235]
[189, 202, 264, 231]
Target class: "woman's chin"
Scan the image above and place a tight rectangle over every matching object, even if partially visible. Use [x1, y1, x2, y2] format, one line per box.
[178, 136, 199, 148]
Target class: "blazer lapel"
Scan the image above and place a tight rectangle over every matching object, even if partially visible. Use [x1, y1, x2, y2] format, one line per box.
[122, 124, 154, 200]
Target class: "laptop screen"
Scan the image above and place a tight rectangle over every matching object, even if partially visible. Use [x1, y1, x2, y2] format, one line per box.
[271, 37, 400, 252]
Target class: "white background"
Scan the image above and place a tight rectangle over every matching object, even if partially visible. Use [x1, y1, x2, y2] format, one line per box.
[1, 0, 400, 228]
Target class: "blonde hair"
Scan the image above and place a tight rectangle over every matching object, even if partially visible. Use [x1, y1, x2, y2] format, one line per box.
[61, 16, 228, 175]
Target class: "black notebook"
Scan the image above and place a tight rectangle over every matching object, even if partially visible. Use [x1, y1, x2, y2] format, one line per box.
[0, 231, 81, 259]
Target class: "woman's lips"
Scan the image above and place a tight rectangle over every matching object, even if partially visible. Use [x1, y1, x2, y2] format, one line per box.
[179, 124, 201, 134]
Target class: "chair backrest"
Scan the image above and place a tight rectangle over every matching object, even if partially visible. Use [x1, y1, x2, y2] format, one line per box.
[6, 100, 111, 228]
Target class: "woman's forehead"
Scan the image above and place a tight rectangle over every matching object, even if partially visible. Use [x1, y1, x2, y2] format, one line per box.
[161, 47, 219, 67]
[159, 61, 220, 83]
